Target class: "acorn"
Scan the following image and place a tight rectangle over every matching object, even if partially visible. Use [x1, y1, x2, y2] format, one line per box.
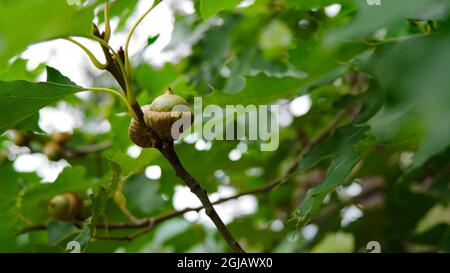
[42, 141, 62, 160]
[12, 130, 30, 147]
[143, 89, 193, 141]
[128, 105, 156, 148]
[128, 89, 193, 147]
[51, 132, 71, 144]
[48, 193, 83, 221]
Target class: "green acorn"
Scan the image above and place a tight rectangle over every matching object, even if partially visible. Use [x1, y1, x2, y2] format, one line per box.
[143, 89, 193, 141]
[48, 193, 83, 221]
[128, 89, 193, 147]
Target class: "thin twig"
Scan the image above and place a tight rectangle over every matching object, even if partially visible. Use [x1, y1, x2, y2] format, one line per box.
[124, 0, 163, 76]
[62, 141, 112, 158]
[17, 174, 287, 237]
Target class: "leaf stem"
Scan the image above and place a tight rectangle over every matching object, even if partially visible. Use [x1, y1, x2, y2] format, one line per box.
[104, 1, 111, 42]
[83, 87, 136, 119]
[89, 35, 136, 105]
[124, 0, 161, 77]
[64, 37, 107, 70]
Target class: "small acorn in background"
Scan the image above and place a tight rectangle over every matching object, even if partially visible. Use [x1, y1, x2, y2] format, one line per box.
[42, 132, 71, 160]
[51, 132, 71, 144]
[128, 88, 193, 147]
[43, 141, 62, 160]
[12, 130, 31, 147]
[48, 193, 83, 221]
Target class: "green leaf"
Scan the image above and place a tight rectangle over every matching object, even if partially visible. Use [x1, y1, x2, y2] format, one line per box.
[0, 59, 45, 82]
[297, 125, 371, 224]
[311, 232, 354, 253]
[289, 39, 369, 83]
[204, 74, 304, 105]
[72, 222, 92, 252]
[107, 148, 159, 178]
[14, 112, 42, 133]
[47, 220, 79, 245]
[164, 15, 211, 52]
[136, 63, 179, 96]
[0, 80, 83, 134]
[367, 35, 450, 168]
[415, 204, 450, 234]
[199, 0, 241, 19]
[97, 0, 140, 31]
[135, 219, 191, 252]
[20, 244, 65, 253]
[411, 224, 450, 252]
[259, 19, 293, 58]
[46, 66, 78, 86]
[88, 159, 122, 235]
[334, 80, 385, 124]
[327, 0, 443, 43]
[123, 174, 165, 217]
[0, 162, 30, 251]
[0, 0, 95, 68]
[284, 0, 352, 9]
[146, 34, 160, 48]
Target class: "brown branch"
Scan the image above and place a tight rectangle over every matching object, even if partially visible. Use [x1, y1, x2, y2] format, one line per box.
[14, 134, 112, 159]
[61, 141, 112, 158]
[157, 142, 245, 253]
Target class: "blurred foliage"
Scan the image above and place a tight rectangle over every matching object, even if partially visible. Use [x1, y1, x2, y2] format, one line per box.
[0, 0, 449, 253]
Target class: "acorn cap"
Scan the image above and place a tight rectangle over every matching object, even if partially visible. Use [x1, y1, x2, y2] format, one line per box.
[128, 105, 155, 148]
[143, 89, 193, 141]
[144, 110, 193, 140]
[148, 89, 189, 112]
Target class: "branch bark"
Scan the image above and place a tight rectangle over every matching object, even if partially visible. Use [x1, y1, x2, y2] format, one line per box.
[157, 142, 245, 253]
[61, 141, 112, 158]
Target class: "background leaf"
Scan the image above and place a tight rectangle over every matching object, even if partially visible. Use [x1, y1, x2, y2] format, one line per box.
[0, 80, 83, 134]
[0, 0, 95, 68]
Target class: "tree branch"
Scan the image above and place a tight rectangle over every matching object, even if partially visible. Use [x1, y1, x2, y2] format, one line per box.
[157, 142, 245, 253]
[61, 141, 112, 158]
[17, 177, 281, 238]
